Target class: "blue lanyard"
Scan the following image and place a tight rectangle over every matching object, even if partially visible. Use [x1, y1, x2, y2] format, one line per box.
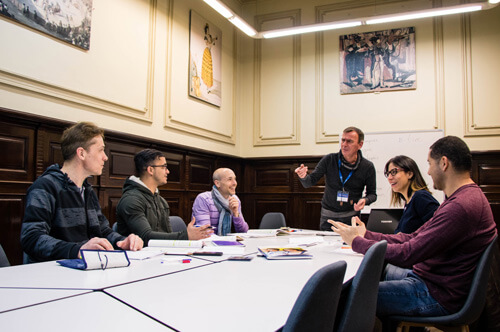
[338, 158, 354, 190]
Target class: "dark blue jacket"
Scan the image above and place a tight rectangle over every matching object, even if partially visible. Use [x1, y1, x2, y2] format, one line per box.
[21, 164, 123, 263]
[396, 189, 439, 234]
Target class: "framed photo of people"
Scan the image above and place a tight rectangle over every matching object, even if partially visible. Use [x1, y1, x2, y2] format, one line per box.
[0, 0, 93, 50]
[188, 10, 222, 107]
[339, 27, 416, 94]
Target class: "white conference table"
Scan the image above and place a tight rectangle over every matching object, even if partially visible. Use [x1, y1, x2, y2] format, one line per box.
[105, 236, 364, 332]
[0, 288, 91, 313]
[0, 291, 173, 331]
[0, 233, 364, 331]
[0, 254, 212, 290]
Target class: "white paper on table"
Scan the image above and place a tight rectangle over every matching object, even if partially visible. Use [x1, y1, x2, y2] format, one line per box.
[126, 248, 168, 260]
[148, 239, 204, 248]
[288, 236, 324, 245]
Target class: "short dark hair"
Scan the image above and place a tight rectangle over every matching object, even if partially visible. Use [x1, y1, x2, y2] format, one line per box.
[61, 122, 104, 161]
[429, 136, 472, 172]
[134, 149, 165, 177]
[385, 155, 430, 206]
[343, 126, 364, 143]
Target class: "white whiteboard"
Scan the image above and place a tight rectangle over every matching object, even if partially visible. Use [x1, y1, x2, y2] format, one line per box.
[357, 130, 445, 211]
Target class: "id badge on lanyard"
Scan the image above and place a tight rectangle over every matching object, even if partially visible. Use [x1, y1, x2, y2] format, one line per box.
[338, 158, 353, 206]
[337, 190, 349, 206]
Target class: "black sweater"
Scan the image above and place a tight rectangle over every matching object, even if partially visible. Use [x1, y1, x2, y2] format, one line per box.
[299, 152, 377, 212]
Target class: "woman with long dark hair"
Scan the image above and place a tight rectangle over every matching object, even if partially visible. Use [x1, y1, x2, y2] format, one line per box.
[384, 155, 439, 233]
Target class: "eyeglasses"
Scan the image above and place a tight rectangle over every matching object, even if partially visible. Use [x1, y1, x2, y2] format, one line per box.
[149, 164, 168, 169]
[384, 167, 403, 178]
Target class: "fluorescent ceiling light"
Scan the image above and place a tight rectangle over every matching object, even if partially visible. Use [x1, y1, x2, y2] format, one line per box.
[203, 0, 233, 18]
[202, 0, 498, 38]
[229, 16, 257, 37]
[366, 5, 483, 24]
[203, 0, 257, 36]
[262, 21, 362, 39]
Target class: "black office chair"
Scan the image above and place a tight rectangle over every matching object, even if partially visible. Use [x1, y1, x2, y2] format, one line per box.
[281, 260, 347, 332]
[390, 235, 498, 332]
[170, 216, 187, 233]
[0, 244, 11, 267]
[335, 240, 388, 332]
[259, 212, 286, 229]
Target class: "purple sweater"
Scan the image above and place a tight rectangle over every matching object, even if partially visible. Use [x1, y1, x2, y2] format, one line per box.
[192, 191, 249, 234]
[352, 183, 497, 313]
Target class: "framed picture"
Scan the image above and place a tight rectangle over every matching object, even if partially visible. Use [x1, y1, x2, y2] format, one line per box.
[0, 0, 93, 50]
[339, 27, 416, 94]
[189, 10, 222, 107]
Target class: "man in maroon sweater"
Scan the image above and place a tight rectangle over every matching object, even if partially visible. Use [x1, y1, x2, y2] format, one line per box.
[330, 136, 496, 320]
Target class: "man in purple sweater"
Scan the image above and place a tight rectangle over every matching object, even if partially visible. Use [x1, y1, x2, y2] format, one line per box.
[330, 136, 496, 321]
[192, 168, 249, 236]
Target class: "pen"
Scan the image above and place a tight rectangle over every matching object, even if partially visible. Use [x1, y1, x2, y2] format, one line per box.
[161, 258, 192, 264]
[195, 225, 214, 229]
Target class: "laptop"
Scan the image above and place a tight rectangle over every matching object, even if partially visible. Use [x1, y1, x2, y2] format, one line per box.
[366, 208, 404, 234]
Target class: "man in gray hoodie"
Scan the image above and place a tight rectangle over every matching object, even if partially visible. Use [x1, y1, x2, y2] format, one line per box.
[116, 149, 212, 245]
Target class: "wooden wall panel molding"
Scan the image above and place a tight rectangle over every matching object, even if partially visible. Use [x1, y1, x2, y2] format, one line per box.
[0, 0, 158, 123]
[163, 3, 236, 145]
[462, 13, 500, 137]
[99, 188, 123, 229]
[253, 10, 301, 146]
[102, 140, 145, 188]
[187, 154, 215, 191]
[247, 196, 291, 229]
[0, 197, 25, 266]
[471, 151, 500, 206]
[35, 129, 64, 178]
[160, 191, 182, 221]
[247, 166, 293, 193]
[296, 196, 322, 230]
[161, 151, 185, 191]
[0, 123, 34, 182]
[432, 17, 445, 131]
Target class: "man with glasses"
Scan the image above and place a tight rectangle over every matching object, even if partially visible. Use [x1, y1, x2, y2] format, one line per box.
[295, 126, 377, 230]
[116, 149, 212, 245]
[21, 122, 143, 263]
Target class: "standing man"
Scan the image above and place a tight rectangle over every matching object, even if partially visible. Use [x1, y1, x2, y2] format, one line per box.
[192, 168, 249, 235]
[330, 136, 497, 323]
[116, 149, 213, 245]
[21, 122, 143, 263]
[295, 126, 377, 230]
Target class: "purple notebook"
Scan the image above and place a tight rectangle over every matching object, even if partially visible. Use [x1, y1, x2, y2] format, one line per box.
[212, 240, 244, 246]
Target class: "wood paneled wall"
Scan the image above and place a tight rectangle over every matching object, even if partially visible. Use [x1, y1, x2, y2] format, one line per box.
[1, 108, 499, 266]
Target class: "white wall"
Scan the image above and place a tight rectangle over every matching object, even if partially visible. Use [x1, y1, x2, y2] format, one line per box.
[0, 0, 241, 156]
[0, 0, 498, 158]
[237, 0, 500, 157]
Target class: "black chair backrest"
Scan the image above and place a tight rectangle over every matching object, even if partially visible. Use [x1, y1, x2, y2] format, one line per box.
[283, 260, 347, 332]
[366, 209, 403, 234]
[170, 216, 187, 233]
[389, 234, 498, 328]
[336, 240, 388, 332]
[449, 234, 498, 325]
[0, 244, 10, 267]
[259, 212, 286, 229]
